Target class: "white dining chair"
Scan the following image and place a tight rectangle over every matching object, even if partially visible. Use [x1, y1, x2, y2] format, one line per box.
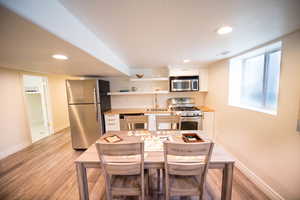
[163, 141, 214, 200]
[125, 115, 149, 130]
[156, 115, 181, 131]
[96, 141, 146, 200]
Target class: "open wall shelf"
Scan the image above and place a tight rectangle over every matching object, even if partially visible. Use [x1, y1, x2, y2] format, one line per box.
[129, 77, 169, 82]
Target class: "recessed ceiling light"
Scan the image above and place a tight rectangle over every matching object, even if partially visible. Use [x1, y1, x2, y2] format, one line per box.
[183, 59, 190, 63]
[52, 54, 68, 60]
[217, 26, 233, 35]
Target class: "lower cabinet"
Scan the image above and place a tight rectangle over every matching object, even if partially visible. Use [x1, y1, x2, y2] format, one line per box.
[104, 113, 171, 132]
[104, 114, 120, 131]
[104, 112, 215, 138]
[203, 112, 215, 140]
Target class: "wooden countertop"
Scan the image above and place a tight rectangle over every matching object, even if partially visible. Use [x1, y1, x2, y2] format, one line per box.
[104, 106, 215, 115]
[104, 108, 172, 115]
[197, 106, 215, 112]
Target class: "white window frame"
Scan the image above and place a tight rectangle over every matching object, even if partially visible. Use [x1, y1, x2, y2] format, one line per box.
[228, 42, 282, 115]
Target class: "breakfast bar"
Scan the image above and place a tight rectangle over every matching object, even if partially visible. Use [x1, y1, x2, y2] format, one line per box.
[75, 130, 235, 200]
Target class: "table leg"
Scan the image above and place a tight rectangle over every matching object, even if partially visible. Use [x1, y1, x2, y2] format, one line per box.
[221, 163, 234, 200]
[76, 163, 89, 200]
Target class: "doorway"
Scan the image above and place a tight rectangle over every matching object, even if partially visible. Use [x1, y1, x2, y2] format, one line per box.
[23, 75, 53, 143]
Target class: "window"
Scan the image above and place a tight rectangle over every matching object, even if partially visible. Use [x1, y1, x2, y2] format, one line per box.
[229, 42, 281, 115]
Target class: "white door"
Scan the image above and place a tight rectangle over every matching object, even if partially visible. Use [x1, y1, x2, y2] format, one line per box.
[23, 75, 53, 143]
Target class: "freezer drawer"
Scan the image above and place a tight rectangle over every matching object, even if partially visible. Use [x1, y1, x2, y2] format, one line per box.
[68, 104, 101, 149]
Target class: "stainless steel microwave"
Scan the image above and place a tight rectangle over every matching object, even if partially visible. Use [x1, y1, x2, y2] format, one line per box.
[169, 76, 199, 92]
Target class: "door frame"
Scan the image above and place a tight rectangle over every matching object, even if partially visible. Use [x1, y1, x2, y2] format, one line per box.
[22, 75, 54, 143]
[40, 76, 54, 134]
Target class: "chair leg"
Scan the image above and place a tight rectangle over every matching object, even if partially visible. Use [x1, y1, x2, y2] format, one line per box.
[164, 174, 169, 200]
[199, 185, 204, 200]
[105, 176, 112, 200]
[141, 175, 148, 200]
[162, 169, 165, 193]
[165, 192, 169, 200]
[105, 188, 111, 200]
[146, 169, 150, 196]
[157, 169, 160, 192]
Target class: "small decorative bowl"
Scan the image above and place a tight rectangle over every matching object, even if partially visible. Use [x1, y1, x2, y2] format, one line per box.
[136, 74, 144, 79]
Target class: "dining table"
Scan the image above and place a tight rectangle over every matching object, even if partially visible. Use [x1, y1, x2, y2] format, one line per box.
[75, 130, 235, 200]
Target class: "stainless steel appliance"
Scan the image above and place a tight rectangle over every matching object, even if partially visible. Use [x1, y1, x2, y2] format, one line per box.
[167, 97, 203, 130]
[169, 76, 199, 92]
[66, 79, 111, 149]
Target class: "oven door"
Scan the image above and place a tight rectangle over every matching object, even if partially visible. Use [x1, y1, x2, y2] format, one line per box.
[171, 79, 191, 91]
[180, 116, 202, 130]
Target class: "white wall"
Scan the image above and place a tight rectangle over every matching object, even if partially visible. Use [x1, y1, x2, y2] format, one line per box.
[105, 77, 206, 108]
[110, 92, 206, 109]
[0, 68, 32, 159]
[25, 94, 44, 124]
[0, 67, 71, 159]
[205, 31, 300, 200]
[47, 75, 70, 133]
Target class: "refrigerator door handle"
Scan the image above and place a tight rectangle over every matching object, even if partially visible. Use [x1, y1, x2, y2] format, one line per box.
[94, 88, 98, 121]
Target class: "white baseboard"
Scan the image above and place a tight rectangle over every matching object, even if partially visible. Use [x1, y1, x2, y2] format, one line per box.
[235, 158, 285, 200]
[0, 126, 69, 160]
[53, 125, 69, 134]
[0, 142, 31, 160]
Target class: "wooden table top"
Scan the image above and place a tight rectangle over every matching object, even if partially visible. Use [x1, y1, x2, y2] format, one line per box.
[75, 130, 235, 165]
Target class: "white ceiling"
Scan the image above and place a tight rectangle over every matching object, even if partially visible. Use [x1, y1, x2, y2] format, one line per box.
[60, 0, 300, 68]
[0, 6, 125, 76]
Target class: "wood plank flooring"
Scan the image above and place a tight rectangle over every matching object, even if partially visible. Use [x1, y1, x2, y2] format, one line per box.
[0, 129, 270, 200]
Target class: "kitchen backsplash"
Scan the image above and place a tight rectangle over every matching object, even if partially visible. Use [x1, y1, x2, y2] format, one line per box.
[110, 92, 206, 109]
[103, 69, 206, 109]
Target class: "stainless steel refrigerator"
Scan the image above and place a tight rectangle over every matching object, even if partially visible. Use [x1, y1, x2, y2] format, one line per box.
[66, 79, 111, 149]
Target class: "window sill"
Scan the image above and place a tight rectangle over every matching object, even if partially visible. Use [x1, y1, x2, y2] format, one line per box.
[228, 103, 277, 116]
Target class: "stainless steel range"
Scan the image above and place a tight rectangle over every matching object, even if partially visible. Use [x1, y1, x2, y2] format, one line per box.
[167, 97, 203, 130]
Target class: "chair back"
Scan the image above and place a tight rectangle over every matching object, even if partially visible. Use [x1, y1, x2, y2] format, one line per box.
[156, 115, 181, 131]
[125, 115, 149, 130]
[164, 141, 214, 199]
[96, 142, 144, 175]
[164, 141, 213, 176]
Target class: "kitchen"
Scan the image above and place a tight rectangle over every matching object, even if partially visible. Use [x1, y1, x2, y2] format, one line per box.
[0, 1, 300, 200]
[67, 67, 215, 149]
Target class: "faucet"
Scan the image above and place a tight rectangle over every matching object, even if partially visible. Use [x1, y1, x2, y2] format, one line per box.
[154, 93, 159, 109]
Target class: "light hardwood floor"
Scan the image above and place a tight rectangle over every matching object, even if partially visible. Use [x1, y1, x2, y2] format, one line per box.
[0, 129, 270, 200]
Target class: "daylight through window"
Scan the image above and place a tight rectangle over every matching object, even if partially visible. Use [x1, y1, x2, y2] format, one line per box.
[229, 42, 281, 115]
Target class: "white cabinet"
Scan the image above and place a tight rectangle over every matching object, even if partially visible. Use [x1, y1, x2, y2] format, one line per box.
[147, 114, 156, 131]
[104, 114, 120, 131]
[203, 112, 215, 140]
[168, 65, 200, 76]
[199, 68, 208, 92]
[168, 66, 208, 92]
[145, 113, 171, 131]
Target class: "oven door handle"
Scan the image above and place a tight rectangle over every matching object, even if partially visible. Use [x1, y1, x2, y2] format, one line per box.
[180, 116, 202, 121]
